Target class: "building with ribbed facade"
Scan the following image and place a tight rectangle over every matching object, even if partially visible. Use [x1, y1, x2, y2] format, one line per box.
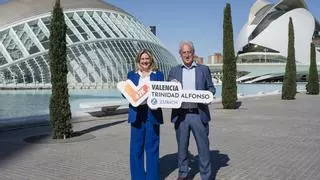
[0, 0, 177, 89]
[230, 0, 320, 83]
[236, 0, 320, 64]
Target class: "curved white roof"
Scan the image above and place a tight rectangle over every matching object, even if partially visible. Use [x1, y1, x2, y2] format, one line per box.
[277, 0, 308, 9]
[236, 0, 320, 64]
[250, 8, 315, 64]
[248, 0, 271, 24]
[0, 0, 131, 28]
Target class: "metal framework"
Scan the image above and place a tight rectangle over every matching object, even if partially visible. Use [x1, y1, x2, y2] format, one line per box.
[0, 9, 177, 89]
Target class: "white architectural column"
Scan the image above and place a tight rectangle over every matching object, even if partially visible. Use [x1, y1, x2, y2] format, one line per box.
[123, 16, 144, 39]
[25, 61, 35, 85]
[64, 14, 85, 42]
[83, 11, 106, 38]
[101, 12, 125, 38]
[72, 12, 95, 40]
[92, 11, 116, 38]
[24, 23, 45, 51]
[9, 28, 29, 58]
[0, 43, 13, 63]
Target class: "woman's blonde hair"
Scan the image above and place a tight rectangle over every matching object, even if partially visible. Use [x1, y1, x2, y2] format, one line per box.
[135, 49, 158, 71]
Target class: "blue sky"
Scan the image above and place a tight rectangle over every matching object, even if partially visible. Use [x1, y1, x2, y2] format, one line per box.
[106, 0, 320, 62]
[0, 0, 319, 62]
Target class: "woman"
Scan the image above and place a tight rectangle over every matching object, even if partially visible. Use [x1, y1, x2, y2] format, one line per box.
[127, 49, 164, 180]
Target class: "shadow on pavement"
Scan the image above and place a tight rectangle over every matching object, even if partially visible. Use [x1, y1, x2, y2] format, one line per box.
[0, 119, 126, 166]
[159, 152, 177, 179]
[159, 150, 229, 180]
[0, 125, 51, 166]
[73, 120, 126, 136]
[88, 108, 128, 117]
[236, 101, 242, 109]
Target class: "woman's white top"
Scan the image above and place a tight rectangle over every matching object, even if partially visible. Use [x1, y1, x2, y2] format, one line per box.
[138, 71, 151, 105]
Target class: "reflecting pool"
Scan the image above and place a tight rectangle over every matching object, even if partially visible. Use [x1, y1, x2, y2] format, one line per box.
[0, 83, 306, 119]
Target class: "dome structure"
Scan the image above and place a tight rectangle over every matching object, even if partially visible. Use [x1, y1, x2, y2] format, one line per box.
[0, 0, 131, 29]
[0, 0, 177, 88]
[236, 0, 320, 65]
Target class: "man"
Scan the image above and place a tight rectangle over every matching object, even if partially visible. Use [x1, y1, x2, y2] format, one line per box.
[168, 41, 215, 180]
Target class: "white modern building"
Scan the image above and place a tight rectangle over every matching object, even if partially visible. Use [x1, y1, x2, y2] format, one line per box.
[232, 0, 320, 83]
[0, 0, 177, 89]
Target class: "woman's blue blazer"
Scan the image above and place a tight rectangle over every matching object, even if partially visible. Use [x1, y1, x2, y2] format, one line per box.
[127, 70, 164, 124]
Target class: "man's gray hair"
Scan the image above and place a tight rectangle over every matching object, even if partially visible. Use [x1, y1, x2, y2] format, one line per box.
[179, 40, 195, 53]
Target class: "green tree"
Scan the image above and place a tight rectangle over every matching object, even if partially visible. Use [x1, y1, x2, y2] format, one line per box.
[49, 0, 72, 139]
[222, 3, 237, 109]
[282, 17, 297, 100]
[306, 43, 319, 94]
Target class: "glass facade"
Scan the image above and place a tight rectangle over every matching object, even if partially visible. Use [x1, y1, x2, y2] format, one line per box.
[0, 9, 177, 89]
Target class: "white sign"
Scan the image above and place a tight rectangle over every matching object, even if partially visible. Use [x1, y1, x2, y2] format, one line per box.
[117, 80, 149, 107]
[117, 80, 214, 108]
[147, 81, 182, 109]
[147, 81, 214, 109]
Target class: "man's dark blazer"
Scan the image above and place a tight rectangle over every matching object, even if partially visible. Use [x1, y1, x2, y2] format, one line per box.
[127, 70, 164, 124]
[168, 63, 215, 123]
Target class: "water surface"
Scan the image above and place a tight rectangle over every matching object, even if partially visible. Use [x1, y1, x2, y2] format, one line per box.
[0, 83, 306, 119]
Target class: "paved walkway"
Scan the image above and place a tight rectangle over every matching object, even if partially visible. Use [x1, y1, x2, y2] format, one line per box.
[0, 94, 320, 180]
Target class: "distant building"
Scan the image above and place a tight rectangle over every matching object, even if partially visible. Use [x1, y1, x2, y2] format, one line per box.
[233, 0, 320, 83]
[149, 26, 156, 36]
[194, 55, 204, 64]
[208, 53, 223, 64]
[208, 55, 214, 65]
[236, 0, 320, 64]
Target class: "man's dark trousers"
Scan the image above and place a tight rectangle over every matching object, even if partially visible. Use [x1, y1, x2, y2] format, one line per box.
[175, 113, 211, 180]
